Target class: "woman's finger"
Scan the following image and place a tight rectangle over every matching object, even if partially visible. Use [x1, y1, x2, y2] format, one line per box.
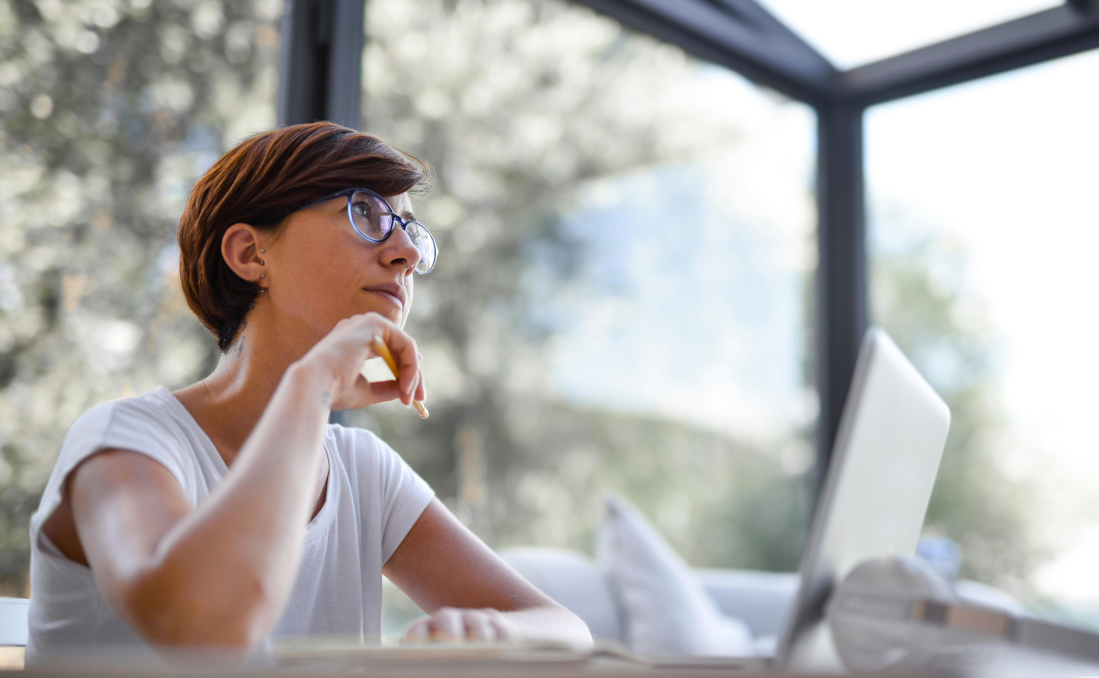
[412, 370, 427, 404]
[404, 618, 431, 643]
[362, 379, 402, 407]
[378, 327, 419, 403]
[362, 314, 423, 406]
[463, 611, 497, 643]
[431, 607, 464, 640]
[485, 610, 518, 643]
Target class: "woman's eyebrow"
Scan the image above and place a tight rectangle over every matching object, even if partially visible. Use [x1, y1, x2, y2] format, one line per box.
[402, 210, 417, 221]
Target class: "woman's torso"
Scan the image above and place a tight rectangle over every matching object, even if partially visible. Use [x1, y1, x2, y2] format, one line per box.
[25, 386, 434, 665]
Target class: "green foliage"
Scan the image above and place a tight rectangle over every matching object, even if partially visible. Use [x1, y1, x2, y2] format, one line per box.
[0, 0, 281, 593]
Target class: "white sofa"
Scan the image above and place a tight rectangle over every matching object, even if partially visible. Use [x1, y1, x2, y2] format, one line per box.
[498, 547, 1027, 646]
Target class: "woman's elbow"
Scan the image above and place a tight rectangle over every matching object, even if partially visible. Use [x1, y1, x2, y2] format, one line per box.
[116, 565, 273, 650]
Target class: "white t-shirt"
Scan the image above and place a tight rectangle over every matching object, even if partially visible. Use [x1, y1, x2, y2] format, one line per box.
[25, 386, 435, 666]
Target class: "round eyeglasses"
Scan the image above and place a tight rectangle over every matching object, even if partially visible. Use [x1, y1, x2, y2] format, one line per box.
[295, 188, 438, 274]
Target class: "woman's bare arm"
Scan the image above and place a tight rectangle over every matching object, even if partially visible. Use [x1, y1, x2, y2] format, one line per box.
[67, 362, 333, 649]
[383, 499, 593, 648]
[57, 313, 420, 650]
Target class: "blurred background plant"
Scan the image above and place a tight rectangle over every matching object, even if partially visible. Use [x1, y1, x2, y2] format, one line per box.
[0, 0, 1055, 626]
[0, 0, 281, 593]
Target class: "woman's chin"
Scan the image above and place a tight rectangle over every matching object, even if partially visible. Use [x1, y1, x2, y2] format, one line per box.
[360, 289, 406, 323]
[362, 303, 402, 324]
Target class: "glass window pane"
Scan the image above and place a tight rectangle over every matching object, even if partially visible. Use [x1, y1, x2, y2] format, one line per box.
[758, 0, 1062, 69]
[0, 0, 282, 594]
[361, 0, 817, 639]
[867, 50, 1099, 626]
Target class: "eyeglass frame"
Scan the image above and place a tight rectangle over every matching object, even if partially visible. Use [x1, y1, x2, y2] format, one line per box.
[283, 187, 438, 274]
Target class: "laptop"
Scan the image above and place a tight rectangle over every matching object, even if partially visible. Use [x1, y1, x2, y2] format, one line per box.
[774, 327, 951, 671]
[608, 326, 951, 672]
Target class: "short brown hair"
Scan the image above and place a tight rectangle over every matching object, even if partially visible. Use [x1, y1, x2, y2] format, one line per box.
[177, 122, 429, 352]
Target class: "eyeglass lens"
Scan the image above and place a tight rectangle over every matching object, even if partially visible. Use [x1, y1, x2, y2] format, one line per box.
[406, 221, 436, 274]
[349, 190, 438, 274]
[349, 192, 393, 240]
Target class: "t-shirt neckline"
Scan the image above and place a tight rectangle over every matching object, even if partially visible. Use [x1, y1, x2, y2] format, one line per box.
[149, 385, 337, 539]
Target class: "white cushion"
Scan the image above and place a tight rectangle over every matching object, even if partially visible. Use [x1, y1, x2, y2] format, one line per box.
[597, 495, 754, 656]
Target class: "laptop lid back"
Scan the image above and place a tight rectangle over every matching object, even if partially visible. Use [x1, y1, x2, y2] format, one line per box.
[776, 328, 951, 671]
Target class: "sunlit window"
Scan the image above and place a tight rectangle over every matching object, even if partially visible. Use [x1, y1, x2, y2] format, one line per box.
[758, 0, 1061, 69]
[867, 49, 1099, 626]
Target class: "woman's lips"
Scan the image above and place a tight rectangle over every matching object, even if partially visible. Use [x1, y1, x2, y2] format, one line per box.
[363, 287, 404, 310]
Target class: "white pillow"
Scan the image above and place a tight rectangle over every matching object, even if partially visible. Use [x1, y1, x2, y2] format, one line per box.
[598, 495, 755, 657]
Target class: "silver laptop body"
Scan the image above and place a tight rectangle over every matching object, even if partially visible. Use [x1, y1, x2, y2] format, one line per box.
[774, 327, 951, 671]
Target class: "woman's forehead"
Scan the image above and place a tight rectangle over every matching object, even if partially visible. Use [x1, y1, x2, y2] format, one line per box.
[387, 192, 415, 219]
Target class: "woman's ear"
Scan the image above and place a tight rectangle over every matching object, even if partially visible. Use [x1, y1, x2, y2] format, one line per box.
[221, 224, 266, 284]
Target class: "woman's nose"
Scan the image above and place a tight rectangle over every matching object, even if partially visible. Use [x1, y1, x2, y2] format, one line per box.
[383, 224, 423, 271]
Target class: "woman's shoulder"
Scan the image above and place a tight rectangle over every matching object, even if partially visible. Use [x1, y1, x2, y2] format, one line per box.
[326, 422, 388, 459]
[66, 387, 188, 443]
[56, 387, 198, 487]
[32, 387, 199, 535]
[325, 423, 434, 528]
[325, 423, 416, 476]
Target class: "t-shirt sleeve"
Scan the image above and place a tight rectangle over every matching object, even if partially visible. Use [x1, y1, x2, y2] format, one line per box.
[30, 398, 193, 548]
[366, 432, 435, 564]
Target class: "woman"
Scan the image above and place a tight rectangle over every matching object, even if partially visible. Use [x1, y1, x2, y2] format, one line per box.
[26, 122, 592, 663]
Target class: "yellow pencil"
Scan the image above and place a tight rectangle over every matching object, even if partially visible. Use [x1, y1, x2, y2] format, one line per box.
[372, 335, 429, 419]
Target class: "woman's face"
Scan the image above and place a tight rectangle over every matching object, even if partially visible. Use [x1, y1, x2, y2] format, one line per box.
[264, 191, 421, 342]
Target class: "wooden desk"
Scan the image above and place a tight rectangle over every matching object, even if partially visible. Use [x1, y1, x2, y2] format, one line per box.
[16, 642, 1099, 677]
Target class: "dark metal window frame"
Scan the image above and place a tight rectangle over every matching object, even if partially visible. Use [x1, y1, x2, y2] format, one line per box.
[278, 0, 1099, 494]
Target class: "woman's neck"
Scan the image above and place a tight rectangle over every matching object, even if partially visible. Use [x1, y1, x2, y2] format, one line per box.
[173, 317, 312, 467]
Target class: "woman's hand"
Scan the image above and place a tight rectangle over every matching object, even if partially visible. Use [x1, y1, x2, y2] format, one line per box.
[295, 311, 425, 411]
[385, 500, 594, 650]
[403, 607, 522, 644]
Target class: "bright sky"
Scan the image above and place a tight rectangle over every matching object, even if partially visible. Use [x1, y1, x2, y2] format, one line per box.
[866, 44, 1099, 601]
[757, 0, 1062, 69]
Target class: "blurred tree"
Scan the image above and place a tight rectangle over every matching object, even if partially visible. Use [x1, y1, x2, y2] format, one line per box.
[0, 0, 281, 594]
